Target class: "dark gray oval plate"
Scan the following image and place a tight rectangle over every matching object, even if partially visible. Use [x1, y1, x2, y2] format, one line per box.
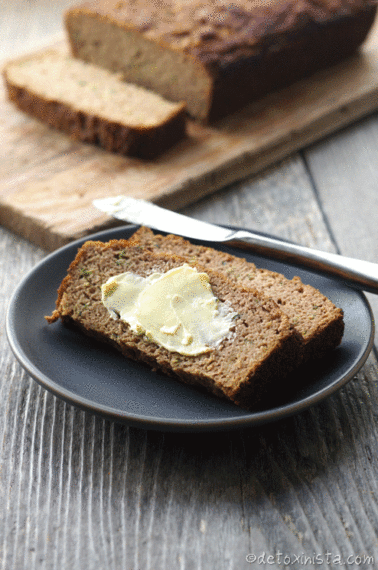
[6, 225, 375, 432]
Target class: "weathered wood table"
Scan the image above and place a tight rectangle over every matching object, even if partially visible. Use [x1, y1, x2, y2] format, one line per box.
[2, 2, 378, 569]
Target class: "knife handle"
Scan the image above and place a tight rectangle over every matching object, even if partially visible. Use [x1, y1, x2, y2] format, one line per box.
[227, 230, 378, 294]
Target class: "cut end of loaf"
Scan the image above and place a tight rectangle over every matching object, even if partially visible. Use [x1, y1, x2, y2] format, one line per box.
[65, 6, 214, 120]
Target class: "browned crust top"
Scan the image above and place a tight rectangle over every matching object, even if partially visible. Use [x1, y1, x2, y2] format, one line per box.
[66, 0, 377, 67]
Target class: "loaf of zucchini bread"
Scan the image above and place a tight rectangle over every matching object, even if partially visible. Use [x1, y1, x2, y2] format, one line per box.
[65, 0, 377, 121]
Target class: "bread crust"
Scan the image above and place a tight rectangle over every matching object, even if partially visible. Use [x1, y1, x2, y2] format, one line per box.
[65, 0, 377, 120]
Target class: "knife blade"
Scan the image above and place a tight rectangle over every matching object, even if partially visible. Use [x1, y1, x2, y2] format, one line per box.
[93, 196, 378, 294]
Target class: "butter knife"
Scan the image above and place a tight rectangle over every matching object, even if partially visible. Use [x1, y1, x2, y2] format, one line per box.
[93, 196, 378, 294]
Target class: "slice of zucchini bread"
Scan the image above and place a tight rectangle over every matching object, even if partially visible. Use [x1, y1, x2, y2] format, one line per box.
[46, 239, 303, 409]
[130, 227, 344, 362]
[3, 48, 186, 159]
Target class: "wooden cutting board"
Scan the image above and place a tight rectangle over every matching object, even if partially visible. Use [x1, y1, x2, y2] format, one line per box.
[2, 21, 378, 251]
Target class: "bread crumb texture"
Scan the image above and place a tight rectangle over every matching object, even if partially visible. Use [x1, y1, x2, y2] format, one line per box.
[4, 50, 185, 127]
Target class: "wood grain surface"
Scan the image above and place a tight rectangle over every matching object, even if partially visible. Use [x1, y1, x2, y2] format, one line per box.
[1, 16, 378, 250]
[2, 3, 378, 570]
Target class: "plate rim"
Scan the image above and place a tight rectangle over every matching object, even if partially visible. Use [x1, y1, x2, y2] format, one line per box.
[6, 224, 376, 432]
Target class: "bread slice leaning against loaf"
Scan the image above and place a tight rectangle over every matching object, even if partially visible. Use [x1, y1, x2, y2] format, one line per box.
[46, 239, 304, 409]
[3, 48, 186, 159]
[130, 227, 344, 362]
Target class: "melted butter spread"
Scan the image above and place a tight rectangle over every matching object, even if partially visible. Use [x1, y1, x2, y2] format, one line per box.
[101, 264, 237, 355]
